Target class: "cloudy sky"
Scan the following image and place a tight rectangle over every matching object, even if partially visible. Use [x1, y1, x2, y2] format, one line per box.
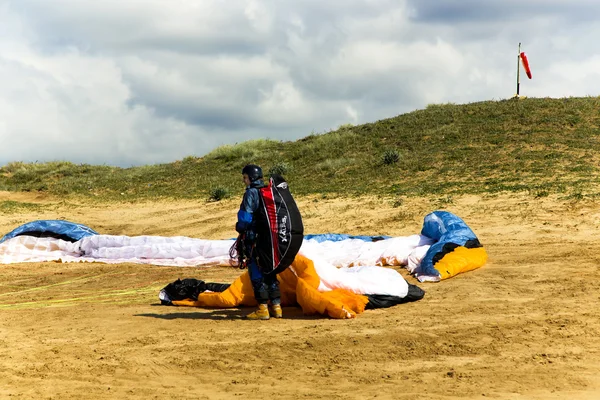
[1, 0, 599, 167]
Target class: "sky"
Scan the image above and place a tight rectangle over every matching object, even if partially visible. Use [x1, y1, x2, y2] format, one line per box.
[1, 0, 599, 167]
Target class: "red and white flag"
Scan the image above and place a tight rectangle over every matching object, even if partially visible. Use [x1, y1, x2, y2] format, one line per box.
[520, 52, 532, 79]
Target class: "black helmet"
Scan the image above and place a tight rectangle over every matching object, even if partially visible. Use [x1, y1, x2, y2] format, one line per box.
[242, 164, 263, 182]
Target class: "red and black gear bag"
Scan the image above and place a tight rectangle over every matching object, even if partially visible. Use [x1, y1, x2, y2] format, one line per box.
[254, 174, 304, 274]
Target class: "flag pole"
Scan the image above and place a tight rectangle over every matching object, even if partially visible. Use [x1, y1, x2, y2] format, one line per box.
[516, 42, 521, 97]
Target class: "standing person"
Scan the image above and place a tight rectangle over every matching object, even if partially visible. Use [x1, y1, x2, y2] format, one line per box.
[234, 164, 304, 320]
[236, 164, 282, 320]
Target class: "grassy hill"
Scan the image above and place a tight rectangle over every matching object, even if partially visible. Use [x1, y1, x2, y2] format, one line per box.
[2, 97, 600, 202]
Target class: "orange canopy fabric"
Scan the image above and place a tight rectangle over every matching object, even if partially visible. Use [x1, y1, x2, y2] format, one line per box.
[172, 254, 369, 319]
[435, 247, 488, 280]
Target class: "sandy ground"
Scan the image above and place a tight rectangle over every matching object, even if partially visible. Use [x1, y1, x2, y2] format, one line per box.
[1, 191, 600, 399]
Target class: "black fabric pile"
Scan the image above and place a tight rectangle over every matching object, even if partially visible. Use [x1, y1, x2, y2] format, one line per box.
[159, 278, 230, 305]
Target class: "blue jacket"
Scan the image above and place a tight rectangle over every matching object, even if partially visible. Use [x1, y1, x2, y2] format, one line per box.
[236, 180, 264, 234]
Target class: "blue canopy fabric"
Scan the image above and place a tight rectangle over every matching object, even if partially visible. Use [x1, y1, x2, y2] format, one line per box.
[0, 220, 98, 244]
[304, 233, 391, 243]
[417, 211, 479, 277]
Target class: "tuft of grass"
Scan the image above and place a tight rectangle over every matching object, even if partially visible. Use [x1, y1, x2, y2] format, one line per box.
[382, 149, 400, 165]
[0, 200, 42, 214]
[208, 187, 230, 202]
[315, 158, 356, 174]
[391, 197, 404, 208]
[434, 195, 454, 209]
[203, 139, 280, 163]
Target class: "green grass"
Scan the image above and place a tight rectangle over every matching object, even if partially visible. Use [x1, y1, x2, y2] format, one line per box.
[0, 200, 42, 214]
[2, 97, 600, 201]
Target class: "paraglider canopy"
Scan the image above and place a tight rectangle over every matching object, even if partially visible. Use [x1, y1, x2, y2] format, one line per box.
[0, 220, 98, 244]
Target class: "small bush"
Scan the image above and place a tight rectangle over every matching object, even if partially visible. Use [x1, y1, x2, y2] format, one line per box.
[208, 187, 230, 202]
[269, 162, 290, 177]
[2, 161, 27, 174]
[338, 123, 354, 130]
[181, 156, 198, 164]
[382, 149, 400, 165]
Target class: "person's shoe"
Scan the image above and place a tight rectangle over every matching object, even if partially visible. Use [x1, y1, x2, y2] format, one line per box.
[270, 303, 283, 318]
[245, 304, 270, 320]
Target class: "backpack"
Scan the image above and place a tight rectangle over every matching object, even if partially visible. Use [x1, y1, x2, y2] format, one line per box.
[253, 174, 304, 274]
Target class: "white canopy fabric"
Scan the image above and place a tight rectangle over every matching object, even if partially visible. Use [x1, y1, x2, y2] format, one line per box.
[0, 233, 436, 293]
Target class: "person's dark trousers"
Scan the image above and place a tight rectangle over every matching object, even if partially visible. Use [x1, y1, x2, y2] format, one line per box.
[247, 256, 281, 305]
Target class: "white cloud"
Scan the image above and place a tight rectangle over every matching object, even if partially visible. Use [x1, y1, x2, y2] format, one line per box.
[1, 0, 600, 166]
[345, 105, 359, 124]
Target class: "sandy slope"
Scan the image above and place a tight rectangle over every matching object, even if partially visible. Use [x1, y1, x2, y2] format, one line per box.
[1, 191, 600, 399]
